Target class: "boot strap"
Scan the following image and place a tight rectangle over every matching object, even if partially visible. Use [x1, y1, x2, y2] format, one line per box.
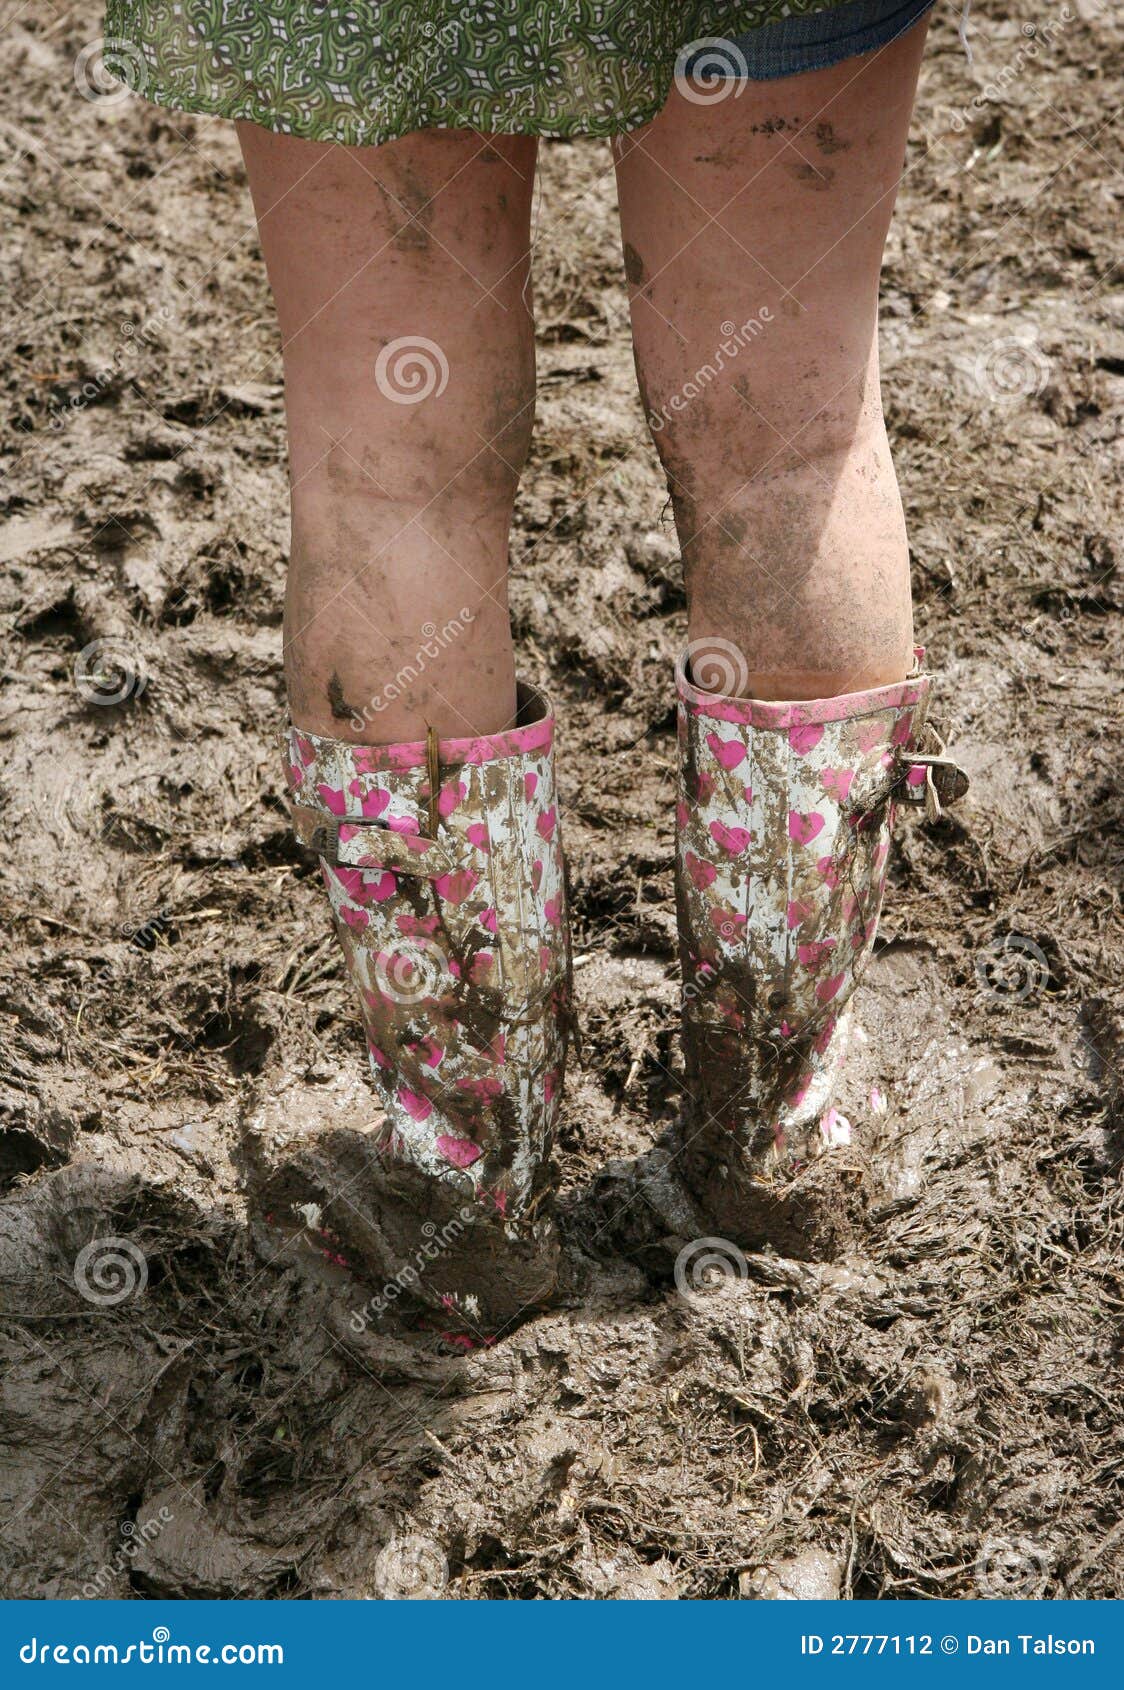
[291, 803, 461, 876]
[897, 722, 970, 824]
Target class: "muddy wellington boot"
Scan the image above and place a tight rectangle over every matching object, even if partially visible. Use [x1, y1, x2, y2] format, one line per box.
[673, 649, 968, 1258]
[285, 685, 571, 1339]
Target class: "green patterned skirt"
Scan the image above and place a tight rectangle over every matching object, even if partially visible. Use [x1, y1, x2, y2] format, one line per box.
[102, 2, 852, 147]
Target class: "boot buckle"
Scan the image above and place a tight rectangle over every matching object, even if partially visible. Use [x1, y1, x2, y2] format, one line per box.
[899, 753, 970, 823]
[301, 815, 340, 859]
[291, 802, 460, 876]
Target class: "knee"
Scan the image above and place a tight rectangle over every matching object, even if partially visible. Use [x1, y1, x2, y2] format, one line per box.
[292, 343, 535, 514]
[638, 316, 883, 494]
[654, 384, 886, 504]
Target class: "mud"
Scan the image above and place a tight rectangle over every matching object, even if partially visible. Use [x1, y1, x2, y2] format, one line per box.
[2, 4, 1123, 1599]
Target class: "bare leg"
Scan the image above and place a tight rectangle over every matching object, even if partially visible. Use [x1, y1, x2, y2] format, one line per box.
[238, 124, 538, 740]
[615, 22, 930, 701]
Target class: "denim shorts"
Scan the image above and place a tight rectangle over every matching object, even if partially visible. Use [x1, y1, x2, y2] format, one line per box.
[686, 0, 937, 82]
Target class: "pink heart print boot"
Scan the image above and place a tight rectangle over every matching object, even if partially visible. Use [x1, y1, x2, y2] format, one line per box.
[673, 649, 968, 1257]
[285, 684, 571, 1341]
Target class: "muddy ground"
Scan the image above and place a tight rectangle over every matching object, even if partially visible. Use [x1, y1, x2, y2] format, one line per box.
[1, 1, 1122, 1600]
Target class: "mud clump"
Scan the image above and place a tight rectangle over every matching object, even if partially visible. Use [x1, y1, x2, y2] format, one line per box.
[2, 4, 1123, 1598]
[741, 1549, 844, 1601]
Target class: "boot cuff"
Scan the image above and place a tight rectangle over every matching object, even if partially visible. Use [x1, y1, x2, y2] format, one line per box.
[675, 649, 930, 731]
[288, 681, 552, 776]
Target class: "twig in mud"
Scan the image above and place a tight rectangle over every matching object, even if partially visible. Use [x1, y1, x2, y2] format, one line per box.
[277, 934, 341, 994]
